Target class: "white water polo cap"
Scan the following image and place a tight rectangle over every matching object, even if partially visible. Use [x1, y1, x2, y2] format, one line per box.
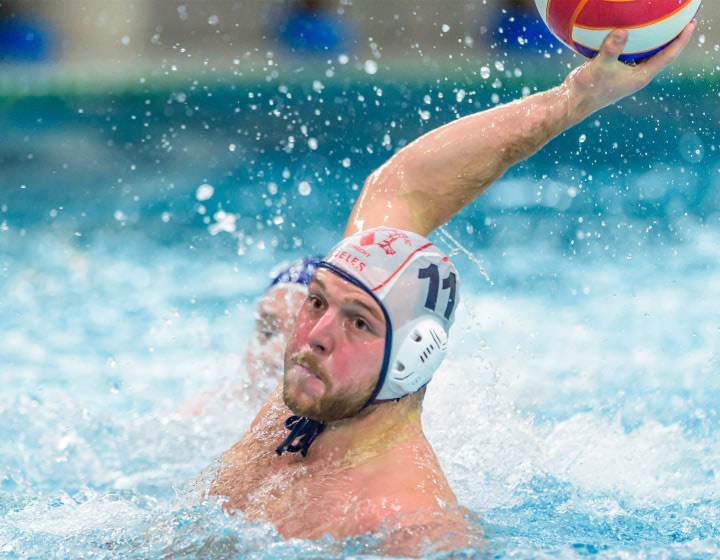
[319, 227, 459, 402]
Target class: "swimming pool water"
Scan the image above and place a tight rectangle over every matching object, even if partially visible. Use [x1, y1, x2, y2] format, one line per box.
[1, 55, 719, 559]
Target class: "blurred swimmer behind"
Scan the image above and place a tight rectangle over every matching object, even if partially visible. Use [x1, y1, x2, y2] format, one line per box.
[182, 257, 321, 416]
[244, 257, 321, 402]
[197, 24, 696, 557]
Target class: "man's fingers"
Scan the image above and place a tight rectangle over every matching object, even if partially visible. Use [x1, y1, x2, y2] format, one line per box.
[640, 20, 697, 75]
[595, 29, 628, 65]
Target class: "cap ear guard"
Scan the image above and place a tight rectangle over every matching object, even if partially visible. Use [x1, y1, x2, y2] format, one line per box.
[374, 318, 448, 401]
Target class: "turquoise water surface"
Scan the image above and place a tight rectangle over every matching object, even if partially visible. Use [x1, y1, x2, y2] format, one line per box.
[1, 51, 719, 559]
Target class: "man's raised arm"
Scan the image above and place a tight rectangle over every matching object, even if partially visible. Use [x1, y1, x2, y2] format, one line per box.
[344, 24, 696, 238]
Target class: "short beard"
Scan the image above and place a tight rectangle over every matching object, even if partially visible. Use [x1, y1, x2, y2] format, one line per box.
[283, 351, 376, 423]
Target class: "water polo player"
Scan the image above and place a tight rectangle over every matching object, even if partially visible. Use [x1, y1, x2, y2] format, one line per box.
[204, 24, 696, 555]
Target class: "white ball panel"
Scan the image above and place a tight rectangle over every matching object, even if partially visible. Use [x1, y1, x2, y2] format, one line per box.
[534, 0, 551, 25]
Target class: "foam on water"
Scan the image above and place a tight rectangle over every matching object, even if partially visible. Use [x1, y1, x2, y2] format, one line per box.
[2, 216, 717, 558]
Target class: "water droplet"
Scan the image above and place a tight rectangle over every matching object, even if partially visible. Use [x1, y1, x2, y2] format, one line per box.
[209, 210, 237, 235]
[442, 24, 450, 32]
[298, 181, 312, 196]
[208, 15, 219, 25]
[364, 60, 378, 75]
[480, 66, 491, 79]
[196, 183, 214, 201]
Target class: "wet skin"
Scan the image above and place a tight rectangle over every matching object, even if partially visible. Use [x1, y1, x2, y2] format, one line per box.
[209, 385, 478, 552]
[209, 271, 479, 553]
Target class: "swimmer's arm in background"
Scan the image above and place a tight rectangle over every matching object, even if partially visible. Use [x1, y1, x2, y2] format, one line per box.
[344, 22, 696, 239]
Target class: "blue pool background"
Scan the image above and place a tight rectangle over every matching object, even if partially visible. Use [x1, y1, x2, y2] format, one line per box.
[1, 42, 719, 559]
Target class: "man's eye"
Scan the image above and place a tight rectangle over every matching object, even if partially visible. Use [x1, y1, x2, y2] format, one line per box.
[307, 295, 323, 309]
[353, 318, 369, 331]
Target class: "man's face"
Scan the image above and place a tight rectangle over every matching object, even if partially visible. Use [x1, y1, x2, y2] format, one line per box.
[244, 285, 307, 385]
[283, 268, 386, 422]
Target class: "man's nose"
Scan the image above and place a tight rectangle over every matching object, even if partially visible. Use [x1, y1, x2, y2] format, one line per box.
[307, 308, 336, 354]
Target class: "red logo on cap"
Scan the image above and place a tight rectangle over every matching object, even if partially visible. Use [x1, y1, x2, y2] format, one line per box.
[360, 229, 411, 256]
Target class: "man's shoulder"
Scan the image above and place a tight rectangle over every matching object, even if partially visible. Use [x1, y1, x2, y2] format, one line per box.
[337, 437, 456, 522]
[357, 436, 456, 501]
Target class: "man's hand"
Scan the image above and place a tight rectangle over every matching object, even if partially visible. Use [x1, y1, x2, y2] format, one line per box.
[565, 21, 697, 119]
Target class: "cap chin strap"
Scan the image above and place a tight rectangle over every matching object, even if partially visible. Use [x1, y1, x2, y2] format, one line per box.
[275, 416, 325, 457]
